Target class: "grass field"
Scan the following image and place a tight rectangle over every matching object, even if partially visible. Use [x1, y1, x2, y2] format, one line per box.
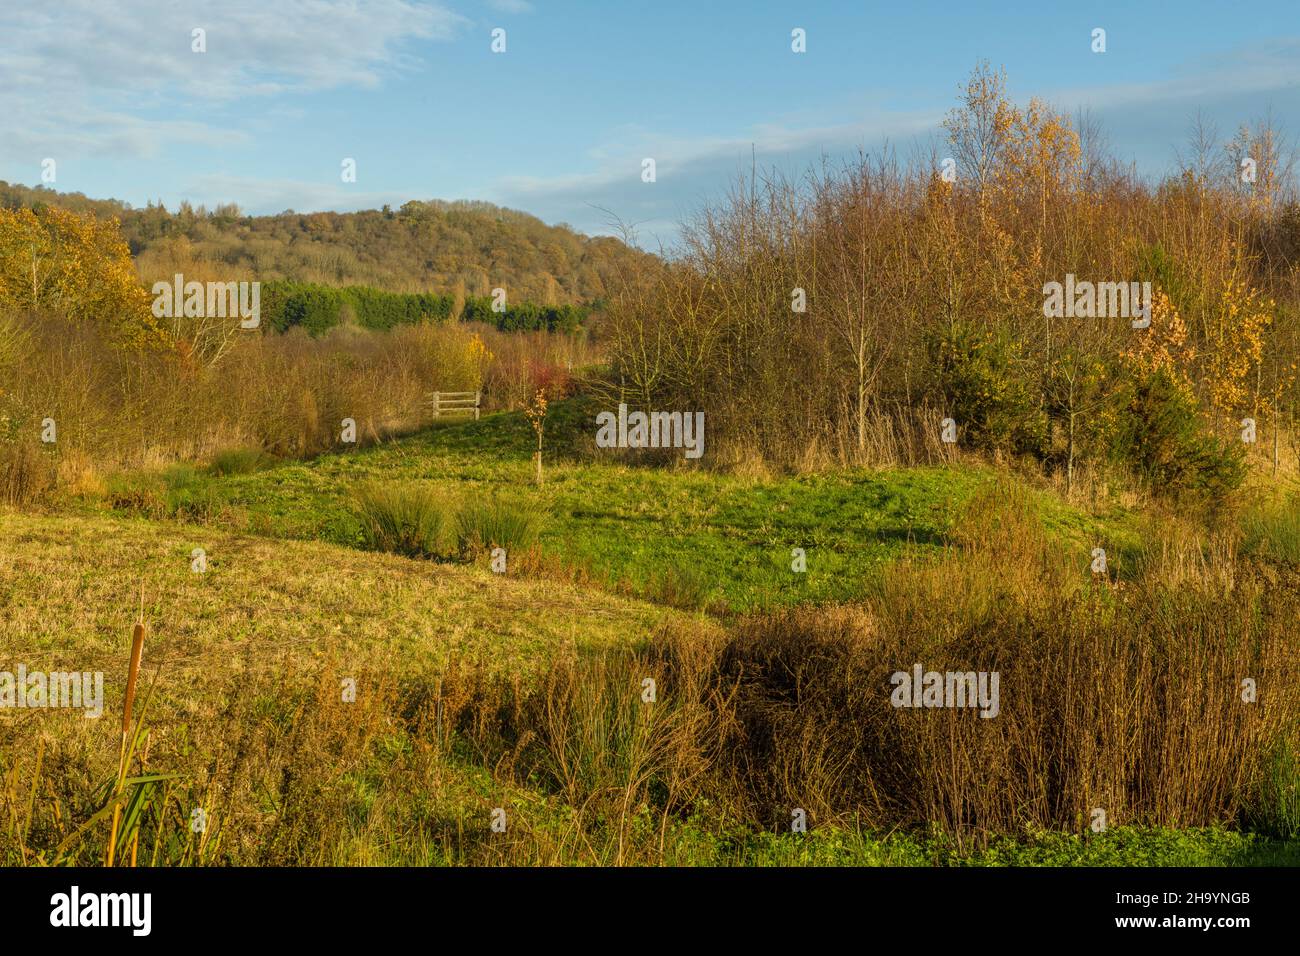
[84, 398, 1149, 612]
[4, 399, 1299, 866]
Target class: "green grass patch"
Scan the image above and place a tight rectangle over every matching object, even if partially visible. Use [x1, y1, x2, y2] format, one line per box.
[90, 399, 1147, 611]
[209, 446, 277, 477]
[1243, 494, 1300, 564]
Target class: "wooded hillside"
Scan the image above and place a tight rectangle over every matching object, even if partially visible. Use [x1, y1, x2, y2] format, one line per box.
[0, 182, 652, 304]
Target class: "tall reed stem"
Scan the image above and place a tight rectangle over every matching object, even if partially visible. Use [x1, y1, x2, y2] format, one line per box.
[106, 611, 145, 866]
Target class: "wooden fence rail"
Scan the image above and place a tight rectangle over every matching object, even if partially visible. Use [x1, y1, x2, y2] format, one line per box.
[428, 390, 481, 420]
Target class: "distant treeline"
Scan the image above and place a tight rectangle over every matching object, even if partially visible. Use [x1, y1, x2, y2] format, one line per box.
[0, 181, 655, 305]
[260, 280, 590, 335]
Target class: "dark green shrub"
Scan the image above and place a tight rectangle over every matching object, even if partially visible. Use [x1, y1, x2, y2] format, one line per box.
[1106, 369, 1244, 509]
[259, 279, 586, 337]
[927, 321, 1047, 457]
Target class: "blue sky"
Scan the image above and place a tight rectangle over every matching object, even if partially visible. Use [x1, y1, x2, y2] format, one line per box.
[1, 0, 1297, 246]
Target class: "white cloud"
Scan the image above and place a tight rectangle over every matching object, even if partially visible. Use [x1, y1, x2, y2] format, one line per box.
[493, 39, 1300, 242]
[0, 0, 466, 158]
[1042, 38, 1300, 114]
[491, 106, 943, 244]
[500, 108, 940, 196]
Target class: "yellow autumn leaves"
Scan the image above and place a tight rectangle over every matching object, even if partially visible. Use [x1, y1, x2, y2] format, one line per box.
[466, 332, 493, 381]
[1204, 276, 1272, 414]
[1123, 269, 1286, 422]
[1122, 289, 1193, 383]
[941, 62, 1083, 213]
[0, 205, 166, 349]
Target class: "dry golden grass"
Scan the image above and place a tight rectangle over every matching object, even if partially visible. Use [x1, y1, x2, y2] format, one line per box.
[3, 496, 1298, 865]
[0, 504, 712, 826]
[0, 507, 720, 865]
[0, 508, 698, 683]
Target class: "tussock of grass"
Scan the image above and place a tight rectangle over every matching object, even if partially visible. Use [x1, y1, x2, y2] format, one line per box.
[103, 464, 232, 523]
[354, 482, 454, 558]
[455, 496, 542, 556]
[645, 563, 721, 612]
[351, 484, 543, 563]
[209, 447, 276, 477]
[1242, 495, 1300, 565]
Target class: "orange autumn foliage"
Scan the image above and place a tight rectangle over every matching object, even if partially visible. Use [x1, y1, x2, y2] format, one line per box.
[0, 205, 166, 349]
